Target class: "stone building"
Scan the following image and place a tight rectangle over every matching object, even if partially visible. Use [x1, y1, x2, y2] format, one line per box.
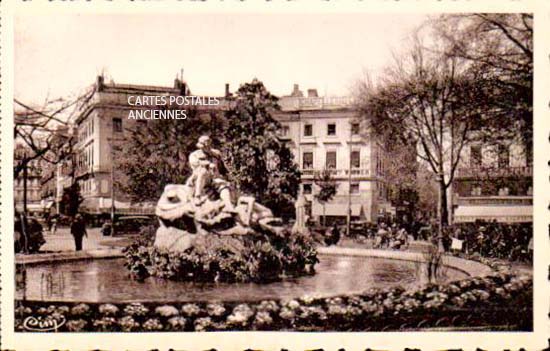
[38, 126, 74, 215]
[274, 85, 394, 224]
[72, 77, 398, 223]
[451, 138, 532, 223]
[72, 76, 227, 217]
[14, 144, 45, 216]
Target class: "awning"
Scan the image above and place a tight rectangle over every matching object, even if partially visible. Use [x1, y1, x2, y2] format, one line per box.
[454, 205, 532, 223]
[312, 203, 363, 217]
[15, 203, 45, 212]
[80, 197, 155, 215]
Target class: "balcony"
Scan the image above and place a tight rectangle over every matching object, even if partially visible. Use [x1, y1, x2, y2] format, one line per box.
[75, 165, 112, 178]
[300, 168, 370, 179]
[455, 196, 532, 206]
[279, 96, 354, 111]
[455, 166, 532, 179]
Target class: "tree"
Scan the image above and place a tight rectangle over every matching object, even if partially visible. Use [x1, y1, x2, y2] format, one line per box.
[415, 163, 438, 218]
[357, 37, 487, 238]
[59, 182, 83, 217]
[313, 170, 338, 226]
[222, 79, 301, 220]
[14, 87, 95, 179]
[117, 107, 226, 202]
[433, 14, 533, 155]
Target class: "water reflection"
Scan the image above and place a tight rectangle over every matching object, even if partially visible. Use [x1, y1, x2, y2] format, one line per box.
[16, 255, 468, 303]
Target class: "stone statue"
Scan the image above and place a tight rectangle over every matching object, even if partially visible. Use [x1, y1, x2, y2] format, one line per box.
[292, 190, 308, 235]
[185, 135, 235, 212]
[154, 135, 285, 252]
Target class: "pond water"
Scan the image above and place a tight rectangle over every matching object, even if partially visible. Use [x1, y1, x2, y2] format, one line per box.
[16, 255, 468, 303]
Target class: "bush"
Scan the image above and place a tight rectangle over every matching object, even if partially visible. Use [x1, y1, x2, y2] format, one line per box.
[123, 225, 319, 283]
[14, 216, 45, 254]
[444, 222, 532, 262]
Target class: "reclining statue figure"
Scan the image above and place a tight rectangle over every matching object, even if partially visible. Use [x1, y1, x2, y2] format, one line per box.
[154, 135, 284, 252]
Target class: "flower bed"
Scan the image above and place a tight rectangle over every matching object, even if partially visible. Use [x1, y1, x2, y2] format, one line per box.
[123, 224, 319, 283]
[14, 272, 532, 332]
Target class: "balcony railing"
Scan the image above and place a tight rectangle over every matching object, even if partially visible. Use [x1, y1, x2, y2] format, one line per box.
[455, 196, 532, 206]
[300, 168, 370, 178]
[455, 166, 532, 179]
[75, 165, 113, 177]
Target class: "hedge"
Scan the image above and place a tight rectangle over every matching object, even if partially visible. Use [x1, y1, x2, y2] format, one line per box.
[14, 272, 532, 332]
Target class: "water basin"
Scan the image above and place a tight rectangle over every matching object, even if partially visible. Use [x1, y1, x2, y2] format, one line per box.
[16, 254, 468, 303]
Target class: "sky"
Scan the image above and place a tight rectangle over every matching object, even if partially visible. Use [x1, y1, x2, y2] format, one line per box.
[15, 13, 427, 105]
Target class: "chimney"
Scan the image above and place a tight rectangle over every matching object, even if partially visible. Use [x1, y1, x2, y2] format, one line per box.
[291, 84, 303, 97]
[174, 79, 187, 95]
[307, 89, 318, 98]
[225, 83, 230, 97]
[97, 75, 104, 91]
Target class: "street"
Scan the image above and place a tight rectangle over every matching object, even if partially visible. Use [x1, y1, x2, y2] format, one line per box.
[40, 227, 128, 252]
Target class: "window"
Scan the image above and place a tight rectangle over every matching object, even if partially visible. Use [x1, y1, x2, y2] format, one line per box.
[498, 144, 509, 168]
[113, 118, 123, 133]
[325, 151, 337, 169]
[350, 183, 359, 194]
[351, 123, 360, 135]
[304, 124, 313, 137]
[281, 125, 290, 136]
[327, 123, 336, 136]
[303, 183, 312, 194]
[303, 152, 313, 169]
[350, 150, 360, 168]
[470, 145, 482, 167]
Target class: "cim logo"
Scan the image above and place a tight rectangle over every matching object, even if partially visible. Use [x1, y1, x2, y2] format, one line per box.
[23, 315, 66, 332]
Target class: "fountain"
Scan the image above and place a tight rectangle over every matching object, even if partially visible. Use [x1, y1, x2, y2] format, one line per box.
[123, 135, 318, 283]
[15, 136, 520, 332]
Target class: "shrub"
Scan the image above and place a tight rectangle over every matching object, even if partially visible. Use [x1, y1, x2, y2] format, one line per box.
[123, 225, 319, 283]
[444, 222, 532, 262]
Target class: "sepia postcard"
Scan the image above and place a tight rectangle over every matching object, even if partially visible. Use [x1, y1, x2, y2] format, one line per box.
[1, 1, 548, 350]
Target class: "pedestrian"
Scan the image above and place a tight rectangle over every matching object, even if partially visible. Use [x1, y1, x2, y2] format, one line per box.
[70, 214, 87, 251]
[101, 220, 112, 237]
[50, 213, 59, 235]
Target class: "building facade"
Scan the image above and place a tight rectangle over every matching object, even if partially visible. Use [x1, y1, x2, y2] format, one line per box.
[274, 85, 393, 224]
[39, 126, 74, 215]
[14, 144, 45, 216]
[71, 77, 396, 222]
[73, 76, 227, 216]
[451, 139, 532, 223]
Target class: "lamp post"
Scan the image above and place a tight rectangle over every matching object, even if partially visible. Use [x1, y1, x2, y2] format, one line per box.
[346, 120, 352, 237]
[23, 154, 28, 217]
[108, 125, 124, 235]
[437, 171, 445, 252]
[110, 143, 115, 234]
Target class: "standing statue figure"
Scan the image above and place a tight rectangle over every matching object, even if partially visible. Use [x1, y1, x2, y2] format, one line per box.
[292, 190, 307, 235]
[185, 135, 235, 213]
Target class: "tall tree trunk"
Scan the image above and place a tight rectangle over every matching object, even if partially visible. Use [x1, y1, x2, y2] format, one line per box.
[322, 204, 326, 227]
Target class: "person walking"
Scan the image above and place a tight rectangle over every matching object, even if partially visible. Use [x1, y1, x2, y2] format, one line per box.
[70, 214, 87, 251]
[49, 213, 59, 235]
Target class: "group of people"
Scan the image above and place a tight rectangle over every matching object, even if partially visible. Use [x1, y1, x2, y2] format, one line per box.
[369, 223, 410, 250]
[17, 212, 88, 253]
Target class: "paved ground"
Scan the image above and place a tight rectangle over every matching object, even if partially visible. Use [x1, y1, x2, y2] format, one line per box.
[40, 227, 129, 252]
